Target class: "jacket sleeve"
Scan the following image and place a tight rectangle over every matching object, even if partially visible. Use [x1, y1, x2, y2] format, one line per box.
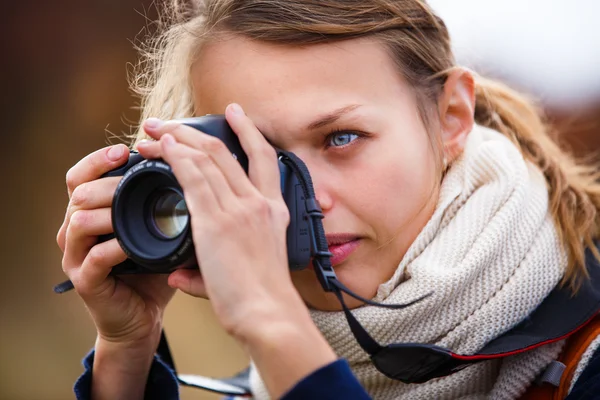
[74, 351, 368, 400]
[280, 359, 371, 400]
[73, 349, 180, 400]
[565, 345, 600, 400]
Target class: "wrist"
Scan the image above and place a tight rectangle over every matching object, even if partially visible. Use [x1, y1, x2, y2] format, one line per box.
[96, 316, 164, 352]
[93, 325, 162, 377]
[231, 294, 337, 399]
[94, 335, 158, 374]
[228, 288, 310, 344]
[94, 336, 158, 361]
[97, 328, 162, 353]
[91, 335, 160, 400]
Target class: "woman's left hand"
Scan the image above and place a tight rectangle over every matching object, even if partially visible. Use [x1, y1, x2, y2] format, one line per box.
[137, 103, 300, 337]
[138, 103, 337, 398]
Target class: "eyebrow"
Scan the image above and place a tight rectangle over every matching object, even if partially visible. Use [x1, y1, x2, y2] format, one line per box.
[306, 104, 361, 130]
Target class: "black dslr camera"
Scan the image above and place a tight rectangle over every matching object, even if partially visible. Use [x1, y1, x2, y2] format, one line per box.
[103, 115, 312, 275]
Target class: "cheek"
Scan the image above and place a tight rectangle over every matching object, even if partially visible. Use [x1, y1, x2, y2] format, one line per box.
[353, 133, 438, 238]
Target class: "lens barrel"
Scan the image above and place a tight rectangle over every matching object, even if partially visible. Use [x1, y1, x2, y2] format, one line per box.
[112, 159, 195, 271]
[150, 190, 189, 239]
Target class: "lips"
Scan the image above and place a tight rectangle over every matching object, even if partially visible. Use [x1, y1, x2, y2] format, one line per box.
[326, 234, 361, 266]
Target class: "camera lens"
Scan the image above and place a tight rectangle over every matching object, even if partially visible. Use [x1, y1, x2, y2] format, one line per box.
[112, 159, 195, 271]
[151, 190, 189, 239]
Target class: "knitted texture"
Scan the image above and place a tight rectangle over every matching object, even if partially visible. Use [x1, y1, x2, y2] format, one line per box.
[250, 124, 567, 399]
[568, 334, 600, 393]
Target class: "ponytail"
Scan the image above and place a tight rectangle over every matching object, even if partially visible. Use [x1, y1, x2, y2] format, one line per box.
[473, 75, 600, 290]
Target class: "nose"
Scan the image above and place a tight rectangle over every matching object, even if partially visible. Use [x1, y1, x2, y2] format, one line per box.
[314, 185, 332, 213]
[293, 150, 334, 213]
[310, 167, 334, 213]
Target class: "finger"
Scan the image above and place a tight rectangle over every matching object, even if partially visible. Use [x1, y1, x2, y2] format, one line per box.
[65, 144, 129, 198]
[142, 120, 256, 198]
[225, 104, 281, 199]
[159, 135, 220, 216]
[160, 135, 239, 209]
[141, 118, 180, 140]
[75, 239, 128, 297]
[62, 208, 115, 275]
[57, 177, 121, 252]
[168, 269, 208, 298]
[135, 139, 160, 159]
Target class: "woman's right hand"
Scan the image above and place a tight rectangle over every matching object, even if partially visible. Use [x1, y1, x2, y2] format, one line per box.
[56, 144, 176, 349]
[57, 144, 177, 399]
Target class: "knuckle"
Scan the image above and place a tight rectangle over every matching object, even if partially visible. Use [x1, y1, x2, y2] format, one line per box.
[56, 228, 65, 251]
[275, 203, 290, 225]
[70, 184, 89, 207]
[259, 144, 277, 159]
[73, 276, 92, 297]
[65, 168, 77, 192]
[219, 214, 237, 232]
[250, 196, 271, 217]
[203, 136, 225, 154]
[87, 245, 106, 267]
[191, 151, 210, 166]
[61, 254, 71, 274]
[166, 121, 183, 133]
[69, 210, 90, 231]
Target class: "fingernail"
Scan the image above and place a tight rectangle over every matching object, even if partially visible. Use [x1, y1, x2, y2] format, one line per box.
[107, 145, 125, 161]
[229, 103, 244, 115]
[145, 118, 164, 129]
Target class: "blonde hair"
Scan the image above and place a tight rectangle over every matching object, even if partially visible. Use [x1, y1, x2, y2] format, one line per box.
[130, 0, 600, 290]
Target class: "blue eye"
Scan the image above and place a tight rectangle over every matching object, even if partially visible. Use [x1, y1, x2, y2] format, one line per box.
[328, 131, 360, 147]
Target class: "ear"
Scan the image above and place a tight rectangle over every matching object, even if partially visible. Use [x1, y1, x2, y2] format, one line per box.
[438, 67, 476, 162]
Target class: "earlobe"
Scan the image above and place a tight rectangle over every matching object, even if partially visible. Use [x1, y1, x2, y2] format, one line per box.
[438, 68, 476, 162]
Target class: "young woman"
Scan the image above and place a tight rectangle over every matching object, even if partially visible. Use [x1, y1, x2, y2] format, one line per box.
[56, 0, 600, 399]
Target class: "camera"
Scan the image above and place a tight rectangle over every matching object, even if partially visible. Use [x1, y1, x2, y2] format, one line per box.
[102, 115, 312, 275]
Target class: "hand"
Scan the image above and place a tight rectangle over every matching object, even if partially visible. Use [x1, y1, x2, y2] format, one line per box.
[57, 145, 176, 348]
[139, 104, 337, 399]
[138, 104, 299, 336]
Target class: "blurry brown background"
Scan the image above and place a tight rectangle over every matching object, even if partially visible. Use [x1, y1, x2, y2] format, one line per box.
[1, 1, 599, 400]
[1, 1, 248, 399]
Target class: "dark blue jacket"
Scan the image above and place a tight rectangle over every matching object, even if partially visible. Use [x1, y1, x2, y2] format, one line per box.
[74, 346, 600, 399]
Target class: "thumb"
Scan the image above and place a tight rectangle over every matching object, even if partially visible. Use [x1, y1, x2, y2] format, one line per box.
[168, 269, 208, 298]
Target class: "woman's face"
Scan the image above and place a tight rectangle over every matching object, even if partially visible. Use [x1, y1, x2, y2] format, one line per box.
[191, 36, 440, 310]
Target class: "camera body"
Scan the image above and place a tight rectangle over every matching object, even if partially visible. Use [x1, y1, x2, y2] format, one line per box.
[102, 115, 312, 275]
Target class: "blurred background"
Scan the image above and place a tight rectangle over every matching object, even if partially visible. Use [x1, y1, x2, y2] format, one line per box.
[1, 1, 599, 399]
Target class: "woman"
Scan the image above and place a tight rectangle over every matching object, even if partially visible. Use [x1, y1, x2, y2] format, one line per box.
[56, 0, 600, 399]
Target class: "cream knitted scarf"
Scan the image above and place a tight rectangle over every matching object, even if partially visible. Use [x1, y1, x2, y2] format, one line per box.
[249, 124, 568, 400]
